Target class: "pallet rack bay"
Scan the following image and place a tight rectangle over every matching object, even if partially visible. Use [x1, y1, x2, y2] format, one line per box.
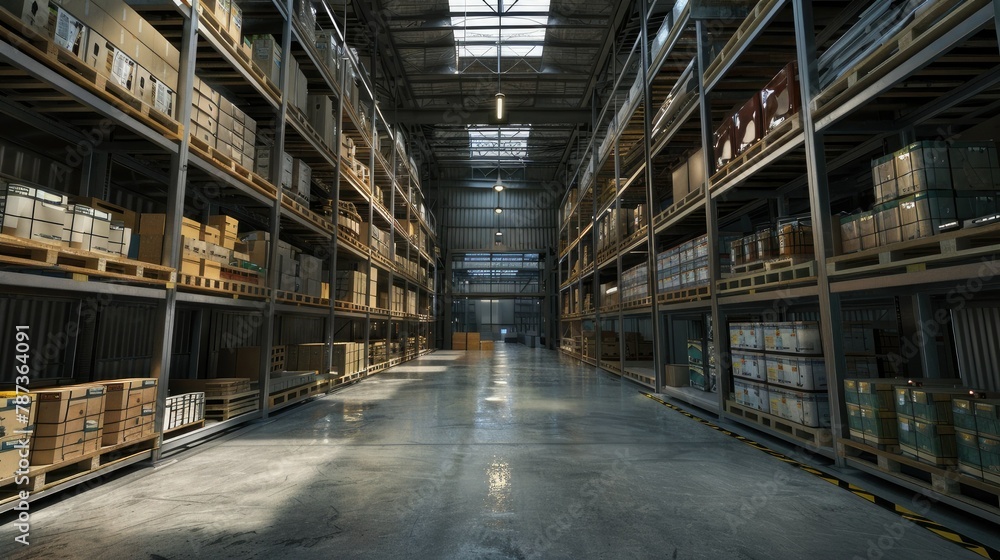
[558, 0, 1000, 523]
[0, 0, 439, 511]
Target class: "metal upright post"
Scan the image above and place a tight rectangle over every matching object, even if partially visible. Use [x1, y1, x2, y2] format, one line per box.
[150, 1, 198, 462]
[259, 0, 295, 418]
[695, 21, 725, 411]
[640, 0, 664, 389]
[793, 0, 846, 460]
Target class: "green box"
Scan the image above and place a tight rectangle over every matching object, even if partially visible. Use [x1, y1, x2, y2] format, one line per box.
[861, 406, 897, 441]
[857, 379, 902, 410]
[956, 430, 982, 474]
[846, 403, 864, 440]
[910, 388, 966, 424]
[844, 379, 861, 406]
[898, 190, 960, 241]
[979, 434, 1000, 477]
[952, 397, 978, 432]
[895, 140, 952, 196]
[975, 401, 1000, 438]
[898, 415, 917, 457]
[914, 420, 956, 458]
[894, 386, 913, 417]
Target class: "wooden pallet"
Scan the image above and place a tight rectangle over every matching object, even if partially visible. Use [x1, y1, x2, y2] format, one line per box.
[623, 369, 656, 388]
[189, 134, 277, 200]
[725, 400, 833, 449]
[276, 290, 328, 306]
[764, 255, 813, 271]
[0, 9, 183, 140]
[269, 379, 330, 410]
[220, 266, 262, 286]
[163, 419, 206, 439]
[195, 7, 281, 103]
[717, 259, 817, 295]
[0, 233, 175, 283]
[281, 196, 335, 235]
[177, 273, 270, 299]
[0, 434, 157, 499]
[654, 189, 704, 231]
[730, 260, 767, 275]
[710, 112, 802, 185]
[622, 297, 652, 310]
[287, 106, 335, 155]
[813, 0, 985, 117]
[702, 0, 781, 87]
[827, 221, 1000, 276]
[657, 284, 711, 304]
[334, 299, 369, 313]
[204, 390, 259, 420]
[838, 437, 1000, 518]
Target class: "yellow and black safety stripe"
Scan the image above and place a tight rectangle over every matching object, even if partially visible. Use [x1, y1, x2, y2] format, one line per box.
[640, 391, 1000, 559]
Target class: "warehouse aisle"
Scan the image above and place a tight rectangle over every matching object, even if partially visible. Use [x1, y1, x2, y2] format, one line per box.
[1, 346, 987, 559]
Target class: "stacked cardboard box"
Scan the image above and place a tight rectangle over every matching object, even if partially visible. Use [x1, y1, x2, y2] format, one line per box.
[138, 213, 259, 282]
[452, 333, 467, 350]
[32, 385, 107, 465]
[336, 268, 376, 307]
[255, 149, 294, 191]
[191, 77, 257, 169]
[97, 378, 156, 446]
[39, 0, 181, 116]
[332, 342, 365, 376]
[0, 392, 36, 479]
[953, 397, 1000, 484]
[361, 223, 392, 260]
[287, 343, 326, 371]
[392, 285, 406, 313]
[620, 263, 648, 303]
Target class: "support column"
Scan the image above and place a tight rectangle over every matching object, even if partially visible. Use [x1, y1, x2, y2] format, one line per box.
[151, 2, 198, 461]
[640, 0, 663, 389]
[794, 0, 846, 459]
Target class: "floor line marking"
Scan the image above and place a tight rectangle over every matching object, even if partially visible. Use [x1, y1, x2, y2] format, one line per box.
[640, 391, 999, 559]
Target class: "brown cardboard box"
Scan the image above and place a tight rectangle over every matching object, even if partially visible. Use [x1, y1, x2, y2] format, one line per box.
[34, 385, 105, 425]
[208, 215, 239, 239]
[0, 435, 30, 480]
[104, 403, 142, 425]
[0, 391, 36, 432]
[467, 333, 481, 348]
[137, 234, 163, 264]
[98, 378, 156, 411]
[201, 259, 222, 279]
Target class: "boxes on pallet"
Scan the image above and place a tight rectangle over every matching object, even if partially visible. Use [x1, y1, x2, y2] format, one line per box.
[1, 0, 50, 31]
[62, 204, 112, 253]
[981, 435, 1000, 483]
[975, 401, 1000, 437]
[860, 405, 898, 445]
[255, 150, 294, 190]
[760, 60, 799, 133]
[892, 383, 963, 421]
[956, 430, 982, 478]
[734, 378, 769, 412]
[765, 355, 826, 391]
[731, 351, 766, 382]
[728, 322, 764, 351]
[768, 387, 829, 428]
[898, 190, 959, 241]
[306, 94, 336, 148]
[839, 212, 862, 254]
[733, 95, 762, 155]
[97, 378, 156, 445]
[250, 35, 282, 86]
[893, 141, 951, 196]
[288, 343, 326, 371]
[0, 182, 67, 245]
[763, 321, 821, 354]
[950, 142, 1000, 191]
[913, 420, 957, 465]
[32, 385, 106, 465]
[846, 403, 864, 440]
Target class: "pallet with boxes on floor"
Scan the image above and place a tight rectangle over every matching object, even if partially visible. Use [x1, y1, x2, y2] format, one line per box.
[728, 321, 831, 433]
[0, 379, 159, 497]
[835, 141, 1000, 273]
[169, 378, 258, 421]
[0, 0, 183, 138]
[0, 182, 178, 283]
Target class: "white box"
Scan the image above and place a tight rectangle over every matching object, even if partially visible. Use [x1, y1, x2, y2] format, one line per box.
[50, 6, 88, 57]
[2, 0, 51, 31]
[729, 322, 764, 351]
[765, 355, 827, 391]
[731, 351, 766, 382]
[768, 387, 830, 428]
[764, 321, 822, 354]
[0, 182, 67, 245]
[108, 221, 131, 256]
[63, 204, 112, 253]
[734, 379, 769, 413]
[292, 158, 311, 199]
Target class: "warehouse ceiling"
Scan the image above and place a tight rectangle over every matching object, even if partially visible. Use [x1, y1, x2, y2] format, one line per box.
[334, 0, 638, 192]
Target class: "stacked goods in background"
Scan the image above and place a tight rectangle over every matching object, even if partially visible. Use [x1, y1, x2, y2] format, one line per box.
[596, 209, 616, 255]
[840, 141, 1000, 254]
[391, 286, 406, 313]
[190, 76, 258, 170]
[670, 148, 706, 203]
[169, 378, 257, 421]
[12, 0, 184, 118]
[369, 340, 387, 364]
[599, 330, 619, 360]
[406, 289, 417, 316]
[0, 182, 134, 256]
[730, 321, 829, 428]
[334, 201, 362, 237]
[624, 332, 653, 361]
[620, 263, 648, 303]
[715, 61, 800, 171]
[335, 265, 377, 308]
[687, 339, 716, 392]
[331, 342, 365, 376]
[729, 217, 812, 271]
[656, 233, 740, 293]
[98, 378, 156, 446]
[0, 392, 36, 477]
[164, 392, 206, 431]
[452, 332, 468, 350]
[596, 206, 649, 256]
[600, 282, 619, 309]
[32, 385, 107, 465]
[139, 215, 279, 287]
[954, 395, 1000, 484]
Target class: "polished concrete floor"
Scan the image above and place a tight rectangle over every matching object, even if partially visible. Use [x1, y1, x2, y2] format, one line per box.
[2, 346, 992, 559]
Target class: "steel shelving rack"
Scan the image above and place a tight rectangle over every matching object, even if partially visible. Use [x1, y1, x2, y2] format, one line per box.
[557, 0, 1000, 523]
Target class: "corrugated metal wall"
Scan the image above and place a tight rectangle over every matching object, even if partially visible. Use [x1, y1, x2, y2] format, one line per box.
[279, 316, 327, 345]
[438, 188, 558, 252]
[93, 304, 157, 379]
[951, 306, 1000, 392]
[0, 297, 75, 382]
[0, 138, 77, 192]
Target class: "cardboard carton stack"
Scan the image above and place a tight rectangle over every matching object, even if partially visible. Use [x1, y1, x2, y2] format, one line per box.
[452, 332, 467, 350]
[97, 378, 156, 446]
[191, 76, 257, 170]
[138, 214, 259, 283]
[27, 0, 182, 117]
[32, 385, 107, 465]
[0, 392, 36, 479]
[332, 342, 365, 376]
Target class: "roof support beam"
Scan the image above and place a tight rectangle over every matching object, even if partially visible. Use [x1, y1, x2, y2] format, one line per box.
[394, 108, 592, 125]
